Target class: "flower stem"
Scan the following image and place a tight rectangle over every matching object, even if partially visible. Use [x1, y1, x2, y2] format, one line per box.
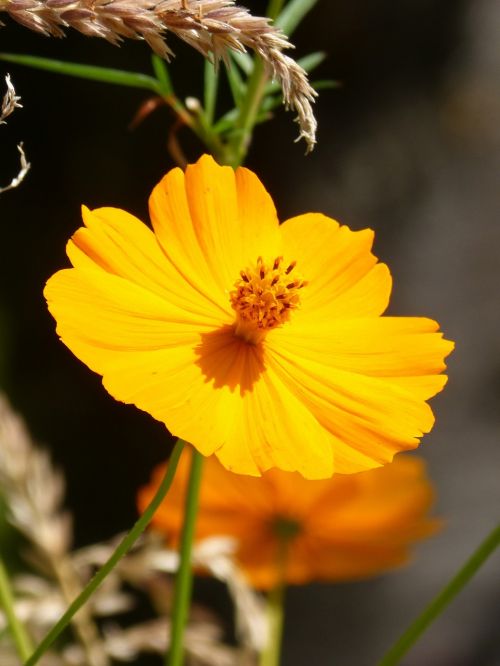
[25, 439, 186, 666]
[226, 0, 283, 167]
[267, 0, 286, 20]
[167, 448, 204, 666]
[378, 523, 500, 666]
[260, 580, 286, 666]
[227, 56, 267, 168]
[259, 527, 291, 666]
[0, 556, 33, 661]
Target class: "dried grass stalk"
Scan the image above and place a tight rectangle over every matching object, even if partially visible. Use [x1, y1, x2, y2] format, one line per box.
[0, 399, 260, 664]
[0, 74, 31, 192]
[0, 395, 109, 666]
[0, 0, 317, 148]
[0, 72, 21, 122]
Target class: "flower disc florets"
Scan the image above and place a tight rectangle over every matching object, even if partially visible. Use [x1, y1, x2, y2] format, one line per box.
[230, 256, 307, 344]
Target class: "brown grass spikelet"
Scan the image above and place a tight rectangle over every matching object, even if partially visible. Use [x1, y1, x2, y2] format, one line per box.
[1, 72, 22, 121]
[0, 0, 317, 149]
[0, 74, 31, 192]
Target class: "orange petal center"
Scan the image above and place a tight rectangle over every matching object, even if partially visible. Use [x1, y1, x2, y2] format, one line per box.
[230, 256, 307, 344]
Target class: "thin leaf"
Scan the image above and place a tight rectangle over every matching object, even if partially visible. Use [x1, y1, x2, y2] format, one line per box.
[275, 0, 319, 36]
[230, 50, 253, 76]
[225, 61, 246, 107]
[297, 51, 327, 73]
[151, 54, 173, 95]
[212, 108, 239, 134]
[213, 98, 278, 135]
[203, 58, 219, 126]
[0, 53, 162, 94]
[311, 79, 340, 91]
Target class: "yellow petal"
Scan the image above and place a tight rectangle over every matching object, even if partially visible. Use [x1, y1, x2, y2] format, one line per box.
[270, 316, 454, 377]
[267, 318, 453, 473]
[279, 212, 391, 319]
[149, 154, 281, 303]
[69, 205, 228, 325]
[44, 268, 212, 373]
[215, 357, 334, 479]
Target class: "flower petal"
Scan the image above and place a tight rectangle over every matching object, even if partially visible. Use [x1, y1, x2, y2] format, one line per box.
[44, 268, 212, 372]
[48, 277, 334, 477]
[68, 205, 227, 325]
[279, 213, 391, 319]
[215, 358, 334, 479]
[149, 155, 281, 301]
[267, 317, 453, 473]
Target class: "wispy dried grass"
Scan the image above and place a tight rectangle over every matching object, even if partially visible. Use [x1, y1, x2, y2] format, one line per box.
[0, 396, 262, 665]
[0, 0, 317, 148]
[0, 74, 31, 192]
[0, 72, 21, 121]
[0, 395, 108, 666]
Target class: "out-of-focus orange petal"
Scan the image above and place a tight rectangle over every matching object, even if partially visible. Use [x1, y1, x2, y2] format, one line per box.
[140, 451, 438, 589]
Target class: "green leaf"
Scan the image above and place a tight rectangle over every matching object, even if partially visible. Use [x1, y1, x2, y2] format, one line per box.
[297, 51, 327, 73]
[311, 79, 340, 91]
[230, 50, 253, 76]
[213, 97, 278, 135]
[275, 0, 319, 36]
[151, 54, 173, 95]
[225, 61, 247, 107]
[213, 108, 239, 134]
[0, 53, 162, 94]
[203, 58, 219, 126]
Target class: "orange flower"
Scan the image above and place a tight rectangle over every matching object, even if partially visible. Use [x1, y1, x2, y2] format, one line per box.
[138, 449, 439, 589]
[44, 154, 453, 478]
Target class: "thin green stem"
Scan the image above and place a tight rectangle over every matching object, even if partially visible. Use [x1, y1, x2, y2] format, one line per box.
[25, 439, 186, 666]
[226, 56, 266, 167]
[378, 523, 500, 666]
[259, 527, 292, 666]
[225, 0, 283, 167]
[0, 557, 33, 661]
[267, 0, 286, 20]
[167, 449, 204, 666]
[203, 58, 219, 126]
[259, 580, 286, 666]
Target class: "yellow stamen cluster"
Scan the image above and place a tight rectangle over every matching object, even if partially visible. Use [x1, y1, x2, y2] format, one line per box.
[230, 256, 307, 343]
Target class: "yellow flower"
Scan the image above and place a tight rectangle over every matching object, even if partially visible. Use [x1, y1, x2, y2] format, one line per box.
[44, 154, 453, 478]
[138, 449, 439, 589]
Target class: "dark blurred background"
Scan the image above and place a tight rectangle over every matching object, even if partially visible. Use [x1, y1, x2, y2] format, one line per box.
[0, 0, 499, 664]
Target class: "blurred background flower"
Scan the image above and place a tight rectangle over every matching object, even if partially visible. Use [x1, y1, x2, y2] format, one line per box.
[139, 448, 439, 590]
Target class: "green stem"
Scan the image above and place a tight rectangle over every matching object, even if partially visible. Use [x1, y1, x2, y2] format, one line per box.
[0, 557, 33, 661]
[227, 56, 267, 168]
[224, 0, 285, 167]
[260, 580, 286, 666]
[259, 527, 292, 666]
[167, 449, 204, 666]
[378, 523, 500, 666]
[25, 439, 186, 666]
[267, 0, 286, 20]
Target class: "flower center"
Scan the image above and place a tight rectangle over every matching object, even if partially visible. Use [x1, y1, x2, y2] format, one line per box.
[230, 256, 307, 344]
[273, 516, 302, 541]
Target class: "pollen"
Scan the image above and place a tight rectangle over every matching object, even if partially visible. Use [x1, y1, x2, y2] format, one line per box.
[230, 256, 307, 343]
